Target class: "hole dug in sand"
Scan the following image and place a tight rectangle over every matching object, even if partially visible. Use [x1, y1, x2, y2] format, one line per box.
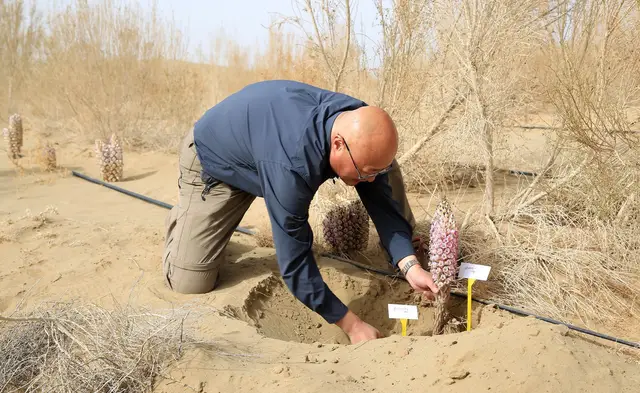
[227, 269, 480, 345]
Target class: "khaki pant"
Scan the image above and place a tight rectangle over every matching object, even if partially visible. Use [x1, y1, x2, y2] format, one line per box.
[162, 129, 416, 294]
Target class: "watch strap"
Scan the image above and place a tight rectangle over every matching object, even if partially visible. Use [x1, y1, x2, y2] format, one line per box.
[400, 258, 420, 276]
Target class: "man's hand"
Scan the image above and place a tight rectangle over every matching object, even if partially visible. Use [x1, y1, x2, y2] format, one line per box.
[398, 257, 440, 300]
[335, 310, 383, 344]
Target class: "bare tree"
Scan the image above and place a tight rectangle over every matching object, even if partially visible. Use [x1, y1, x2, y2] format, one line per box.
[371, 0, 433, 115]
[276, 0, 354, 92]
[370, 1, 469, 168]
[432, 0, 554, 217]
[544, 0, 639, 154]
[514, 0, 640, 225]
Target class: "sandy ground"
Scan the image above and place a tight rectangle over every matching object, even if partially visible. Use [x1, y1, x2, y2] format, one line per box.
[1, 132, 639, 393]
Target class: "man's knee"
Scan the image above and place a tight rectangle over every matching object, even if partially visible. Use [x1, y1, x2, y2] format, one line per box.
[162, 216, 228, 294]
[163, 250, 224, 294]
[165, 263, 221, 294]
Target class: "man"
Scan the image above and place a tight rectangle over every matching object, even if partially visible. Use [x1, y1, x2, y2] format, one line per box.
[163, 80, 439, 344]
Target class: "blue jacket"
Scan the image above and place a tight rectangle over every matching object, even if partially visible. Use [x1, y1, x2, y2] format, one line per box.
[193, 80, 414, 323]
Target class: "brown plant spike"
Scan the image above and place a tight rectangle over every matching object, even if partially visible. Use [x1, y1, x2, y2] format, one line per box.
[95, 133, 124, 182]
[4, 114, 23, 161]
[428, 198, 459, 335]
[322, 199, 369, 254]
[37, 142, 57, 171]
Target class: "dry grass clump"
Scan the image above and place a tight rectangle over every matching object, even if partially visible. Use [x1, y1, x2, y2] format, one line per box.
[0, 206, 59, 244]
[0, 301, 192, 392]
[459, 214, 640, 331]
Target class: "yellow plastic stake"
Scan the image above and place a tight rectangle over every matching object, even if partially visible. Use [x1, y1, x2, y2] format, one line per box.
[401, 318, 408, 336]
[467, 278, 476, 331]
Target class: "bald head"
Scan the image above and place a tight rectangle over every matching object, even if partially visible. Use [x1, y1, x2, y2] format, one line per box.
[329, 106, 399, 186]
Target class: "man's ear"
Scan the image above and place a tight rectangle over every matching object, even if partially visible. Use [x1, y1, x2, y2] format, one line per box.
[331, 134, 344, 152]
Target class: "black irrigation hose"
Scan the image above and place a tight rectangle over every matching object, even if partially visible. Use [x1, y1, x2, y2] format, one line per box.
[319, 252, 403, 279]
[70, 170, 640, 350]
[509, 169, 538, 177]
[71, 171, 255, 235]
[514, 124, 640, 133]
[71, 171, 174, 210]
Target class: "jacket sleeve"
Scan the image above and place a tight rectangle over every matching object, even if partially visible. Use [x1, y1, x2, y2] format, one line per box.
[257, 160, 349, 324]
[355, 173, 414, 268]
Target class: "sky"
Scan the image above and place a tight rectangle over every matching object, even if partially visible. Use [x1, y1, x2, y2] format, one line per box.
[35, 0, 384, 63]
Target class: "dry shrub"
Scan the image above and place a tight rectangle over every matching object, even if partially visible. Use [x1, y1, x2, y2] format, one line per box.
[383, 0, 551, 201]
[488, 148, 640, 333]
[443, 1, 640, 337]
[0, 301, 193, 392]
[505, 0, 640, 226]
[369, 0, 437, 119]
[278, 0, 356, 92]
[470, 12, 640, 336]
[28, 0, 205, 151]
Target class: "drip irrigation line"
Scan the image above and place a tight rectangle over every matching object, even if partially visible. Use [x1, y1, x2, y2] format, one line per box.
[71, 171, 173, 210]
[510, 124, 640, 133]
[455, 298, 640, 349]
[318, 252, 403, 279]
[509, 169, 538, 177]
[70, 170, 640, 350]
[70, 171, 255, 235]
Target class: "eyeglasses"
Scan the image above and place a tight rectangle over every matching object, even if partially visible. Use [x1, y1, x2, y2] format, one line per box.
[340, 135, 393, 180]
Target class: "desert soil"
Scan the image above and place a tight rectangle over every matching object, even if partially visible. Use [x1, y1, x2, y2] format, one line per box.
[1, 130, 639, 393]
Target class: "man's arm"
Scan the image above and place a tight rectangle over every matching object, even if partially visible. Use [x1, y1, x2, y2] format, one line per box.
[356, 172, 441, 297]
[257, 160, 349, 324]
[355, 172, 415, 268]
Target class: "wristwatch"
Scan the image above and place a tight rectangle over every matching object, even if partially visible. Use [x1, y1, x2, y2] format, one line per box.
[400, 258, 420, 277]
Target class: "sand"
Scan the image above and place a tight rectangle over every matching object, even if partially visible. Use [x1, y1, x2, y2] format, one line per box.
[1, 135, 639, 393]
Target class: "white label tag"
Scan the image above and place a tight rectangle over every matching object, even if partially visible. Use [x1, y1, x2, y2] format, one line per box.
[458, 262, 492, 281]
[388, 304, 418, 320]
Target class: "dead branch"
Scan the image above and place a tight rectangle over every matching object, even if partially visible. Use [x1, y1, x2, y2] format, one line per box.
[302, 0, 352, 92]
[615, 190, 637, 226]
[508, 137, 563, 207]
[333, 0, 351, 91]
[397, 89, 467, 166]
[509, 153, 593, 217]
[305, 0, 334, 80]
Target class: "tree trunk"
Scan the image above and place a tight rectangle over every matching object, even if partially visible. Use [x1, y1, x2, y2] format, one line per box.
[482, 118, 495, 216]
[471, 68, 494, 217]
